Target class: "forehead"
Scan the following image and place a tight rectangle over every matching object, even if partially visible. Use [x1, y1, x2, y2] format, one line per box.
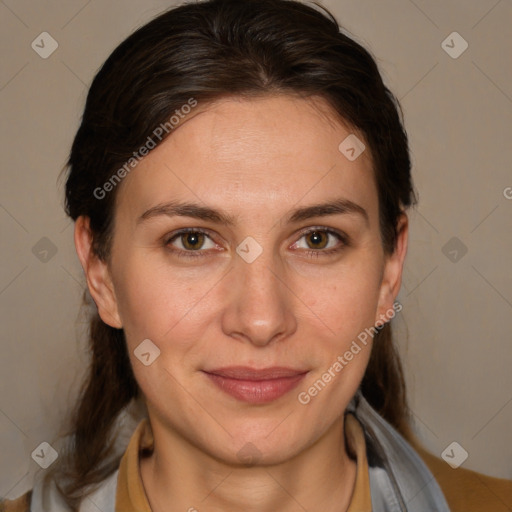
[115, 95, 378, 222]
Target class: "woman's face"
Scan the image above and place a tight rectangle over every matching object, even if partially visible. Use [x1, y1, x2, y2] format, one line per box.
[82, 95, 407, 465]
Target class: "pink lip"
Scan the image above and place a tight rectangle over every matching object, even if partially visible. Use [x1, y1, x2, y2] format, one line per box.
[203, 366, 308, 404]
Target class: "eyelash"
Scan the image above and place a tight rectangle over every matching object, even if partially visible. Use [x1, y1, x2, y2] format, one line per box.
[164, 227, 349, 260]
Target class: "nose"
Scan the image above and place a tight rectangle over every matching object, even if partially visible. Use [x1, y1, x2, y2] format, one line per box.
[221, 246, 297, 347]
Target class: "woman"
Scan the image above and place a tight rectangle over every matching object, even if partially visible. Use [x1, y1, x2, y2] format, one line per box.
[2, 0, 510, 511]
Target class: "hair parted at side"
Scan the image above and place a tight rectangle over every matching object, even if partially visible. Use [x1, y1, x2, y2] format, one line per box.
[52, 0, 417, 507]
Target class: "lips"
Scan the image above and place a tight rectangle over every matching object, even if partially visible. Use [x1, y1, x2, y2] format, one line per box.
[204, 366, 308, 380]
[202, 366, 308, 403]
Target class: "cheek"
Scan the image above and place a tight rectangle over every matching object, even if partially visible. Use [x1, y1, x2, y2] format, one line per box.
[299, 254, 383, 334]
[112, 253, 226, 349]
[293, 262, 381, 414]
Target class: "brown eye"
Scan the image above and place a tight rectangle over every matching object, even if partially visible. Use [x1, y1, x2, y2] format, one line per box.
[291, 227, 349, 259]
[180, 232, 206, 250]
[304, 230, 329, 250]
[165, 229, 217, 259]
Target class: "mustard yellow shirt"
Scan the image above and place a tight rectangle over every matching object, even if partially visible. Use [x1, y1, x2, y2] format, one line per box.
[116, 412, 372, 511]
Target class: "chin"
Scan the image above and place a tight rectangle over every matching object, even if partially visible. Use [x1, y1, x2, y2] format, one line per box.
[202, 423, 312, 467]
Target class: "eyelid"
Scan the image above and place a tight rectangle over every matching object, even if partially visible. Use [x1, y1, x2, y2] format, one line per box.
[295, 226, 349, 245]
[164, 225, 349, 258]
[164, 227, 220, 250]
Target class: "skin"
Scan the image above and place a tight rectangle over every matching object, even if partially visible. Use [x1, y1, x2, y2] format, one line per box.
[75, 95, 408, 512]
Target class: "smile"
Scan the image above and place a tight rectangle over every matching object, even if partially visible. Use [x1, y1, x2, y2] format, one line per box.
[202, 366, 309, 404]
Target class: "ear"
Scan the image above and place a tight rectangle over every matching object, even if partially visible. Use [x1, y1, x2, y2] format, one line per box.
[74, 216, 123, 329]
[375, 212, 409, 324]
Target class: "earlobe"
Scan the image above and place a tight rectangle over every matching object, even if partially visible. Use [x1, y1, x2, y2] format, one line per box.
[375, 212, 409, 324]
[74, 216, 123, 329]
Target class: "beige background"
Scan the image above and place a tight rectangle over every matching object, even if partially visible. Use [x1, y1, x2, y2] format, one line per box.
[1, 0, 511, 499]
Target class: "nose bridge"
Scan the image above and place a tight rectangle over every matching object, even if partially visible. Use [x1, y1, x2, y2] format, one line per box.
[221, 240, 297, 346]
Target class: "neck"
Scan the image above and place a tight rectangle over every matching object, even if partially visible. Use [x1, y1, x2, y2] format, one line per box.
[140, 414, 357, 512]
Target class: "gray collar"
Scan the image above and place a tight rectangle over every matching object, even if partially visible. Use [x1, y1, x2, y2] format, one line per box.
[349, 390, 451, 511]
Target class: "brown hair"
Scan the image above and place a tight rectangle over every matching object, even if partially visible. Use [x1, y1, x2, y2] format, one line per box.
[51, 0, 417, 507]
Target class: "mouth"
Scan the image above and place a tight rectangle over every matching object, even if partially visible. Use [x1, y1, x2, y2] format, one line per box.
[202, 366, 309, 404]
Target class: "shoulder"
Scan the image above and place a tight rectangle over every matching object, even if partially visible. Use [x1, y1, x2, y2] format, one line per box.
[1, 467, 119, 512]
[0, 490, 32, 512]
[409, 437, 512, 512]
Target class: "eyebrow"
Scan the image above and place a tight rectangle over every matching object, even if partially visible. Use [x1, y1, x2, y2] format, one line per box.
[137, 198, 369, 227]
